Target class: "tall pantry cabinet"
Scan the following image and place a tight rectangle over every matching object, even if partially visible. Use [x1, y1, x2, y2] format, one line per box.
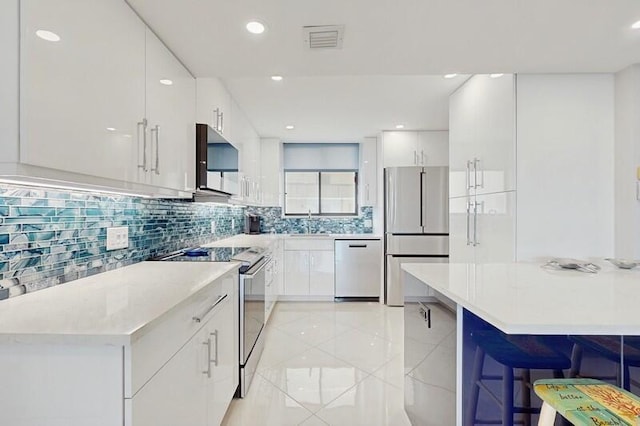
[449, 74, 615, 263]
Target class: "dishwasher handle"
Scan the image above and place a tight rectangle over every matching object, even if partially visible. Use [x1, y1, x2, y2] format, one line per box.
[348, 244, 368, 248]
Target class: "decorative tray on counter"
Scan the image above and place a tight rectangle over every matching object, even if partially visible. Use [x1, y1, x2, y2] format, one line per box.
[605, 258, 640, 270]
[542, 258, 601, 273]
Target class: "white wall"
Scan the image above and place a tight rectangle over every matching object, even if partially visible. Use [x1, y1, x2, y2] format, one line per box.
[0, 0, 19, 163]
[614, 65, 640, 258]
[516, 74, 615, 260]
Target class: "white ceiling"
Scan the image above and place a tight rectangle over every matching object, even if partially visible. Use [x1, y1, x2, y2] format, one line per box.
[127, 0, 640, 140]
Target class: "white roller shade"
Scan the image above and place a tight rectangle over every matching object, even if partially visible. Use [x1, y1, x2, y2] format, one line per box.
[283, 143, 359, 170]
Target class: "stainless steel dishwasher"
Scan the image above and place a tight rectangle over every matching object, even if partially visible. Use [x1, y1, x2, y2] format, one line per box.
[334, 239, 382, 300]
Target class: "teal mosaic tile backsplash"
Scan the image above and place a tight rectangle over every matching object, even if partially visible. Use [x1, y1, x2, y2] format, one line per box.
[0, 185, 245, 300]
[246, 206, 374, 234]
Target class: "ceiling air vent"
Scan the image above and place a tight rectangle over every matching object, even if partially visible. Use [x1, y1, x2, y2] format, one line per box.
[303, 25, 344, 50]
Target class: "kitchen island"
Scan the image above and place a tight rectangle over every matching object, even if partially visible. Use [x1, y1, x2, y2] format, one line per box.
[401, 261, 640, 426]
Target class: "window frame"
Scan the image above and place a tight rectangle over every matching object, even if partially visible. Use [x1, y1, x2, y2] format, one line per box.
[283, 169, 359, 217]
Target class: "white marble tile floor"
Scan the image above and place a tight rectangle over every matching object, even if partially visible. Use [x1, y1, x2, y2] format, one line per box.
[222, 301, 414, 426]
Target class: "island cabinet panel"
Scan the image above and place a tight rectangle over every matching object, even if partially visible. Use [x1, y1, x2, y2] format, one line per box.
[0, 343, 124, 425]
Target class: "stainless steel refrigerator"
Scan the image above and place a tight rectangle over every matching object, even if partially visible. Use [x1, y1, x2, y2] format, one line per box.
[384, 166, 449, 306]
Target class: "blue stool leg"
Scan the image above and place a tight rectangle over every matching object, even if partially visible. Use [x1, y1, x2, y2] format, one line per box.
[465, 346, 485, 426]
[503, 365, 514, 426]
[569, 344, 582, 378]
[522, 369, 531, 426]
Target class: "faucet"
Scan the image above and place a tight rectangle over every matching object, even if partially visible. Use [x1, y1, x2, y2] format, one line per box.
[307, 209, 312, 234]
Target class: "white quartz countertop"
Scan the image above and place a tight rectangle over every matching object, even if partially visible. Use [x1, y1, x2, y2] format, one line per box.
[203, 234, 381, 248]
[0, 262, 239, 344]
[402, 262, 640, 335]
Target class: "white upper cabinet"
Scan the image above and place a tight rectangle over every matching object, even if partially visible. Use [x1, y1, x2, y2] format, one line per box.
[417, 131, 449, 167]
[196, 78, 231, 136]
[359, 137, 378, 206]
[260, 138, 282, 207]
[144, 29, 195, 192]
[382, 131, 449, 168]
[230, 100, 262, 204]
[449, 74, 516, 198]
[19, 0, 145, 184]
[8, 0, 195, 197]
[382, 131, 418, 167]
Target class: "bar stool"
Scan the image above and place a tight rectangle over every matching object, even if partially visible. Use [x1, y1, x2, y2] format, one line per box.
[465, 331, 571, 426]
[568, 336, 640, 390]
[534, 378, 640, 425]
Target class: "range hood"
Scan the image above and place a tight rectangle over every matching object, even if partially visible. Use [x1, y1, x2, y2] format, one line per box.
[194, 123, 239, 202]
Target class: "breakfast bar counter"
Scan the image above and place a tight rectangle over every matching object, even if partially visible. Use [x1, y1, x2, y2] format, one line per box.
[401, 261, 640, 426]
[402, 261, 640, 335]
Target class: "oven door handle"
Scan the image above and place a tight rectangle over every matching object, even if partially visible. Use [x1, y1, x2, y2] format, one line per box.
[243, 256, 271, 278]
[193, 294, 228, 323]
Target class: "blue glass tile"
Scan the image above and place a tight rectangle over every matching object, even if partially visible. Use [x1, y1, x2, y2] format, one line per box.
[11, 206, 56, 216]
[3, 217, 51, 224]
[0, 234, 8, 244]
[0, 261, 6, 272]
[0, 206, 8, 216]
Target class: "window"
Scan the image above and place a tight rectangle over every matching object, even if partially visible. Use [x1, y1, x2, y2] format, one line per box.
[283, 143, 359, 216]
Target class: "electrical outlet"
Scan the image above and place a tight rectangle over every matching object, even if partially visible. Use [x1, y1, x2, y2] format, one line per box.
[364, 219, 373, 228]
[231, 218, 235, 229]
[106, 226, 128, 251]
[211, 220, 216, 234]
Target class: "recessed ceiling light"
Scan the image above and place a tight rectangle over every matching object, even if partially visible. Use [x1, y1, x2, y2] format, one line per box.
[106, 127, 116, 131]
[490, 73, 504, 78]
[159, 79, 173, 86]
[395, 124, 405, 129]
[632, 20, 640, 30]
[444, 73, 458, 79]
[246, 21, 266, 34]
[285, 125, 294, 130]
[36, 30, 61, 42]
[271, 75, 283, 81]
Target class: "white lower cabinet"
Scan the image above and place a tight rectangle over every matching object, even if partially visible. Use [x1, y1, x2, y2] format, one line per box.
[206, 293, 238, 426]
[283, 238, 335, 298]
[265, 238, 283, 323]
[129, 274, 238, 426]
[131, 326, 208, 425]
[309, 250, 335, 296]
[284, 250, 310, 296]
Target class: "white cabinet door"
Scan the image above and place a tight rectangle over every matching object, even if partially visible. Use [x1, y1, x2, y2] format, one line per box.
[145, 29, 195, 192]
[449, 81, 478, 199]
[206, 290, 238, 426]
[260, 138, 282, 207]
[382, 131, 418, 167]
[20, 0, 145, 183]
[196, 78, 231, 134]
[474, 191, 516, 263]
[448, 196, 476, 263]
[417, 131, 449, 167]
[132, 326, 208, 426]
[309, 250, 335, 296]
[284, 250, 310, 295]
[474, 74, 516, 195]
[360, 137, 378, 206]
